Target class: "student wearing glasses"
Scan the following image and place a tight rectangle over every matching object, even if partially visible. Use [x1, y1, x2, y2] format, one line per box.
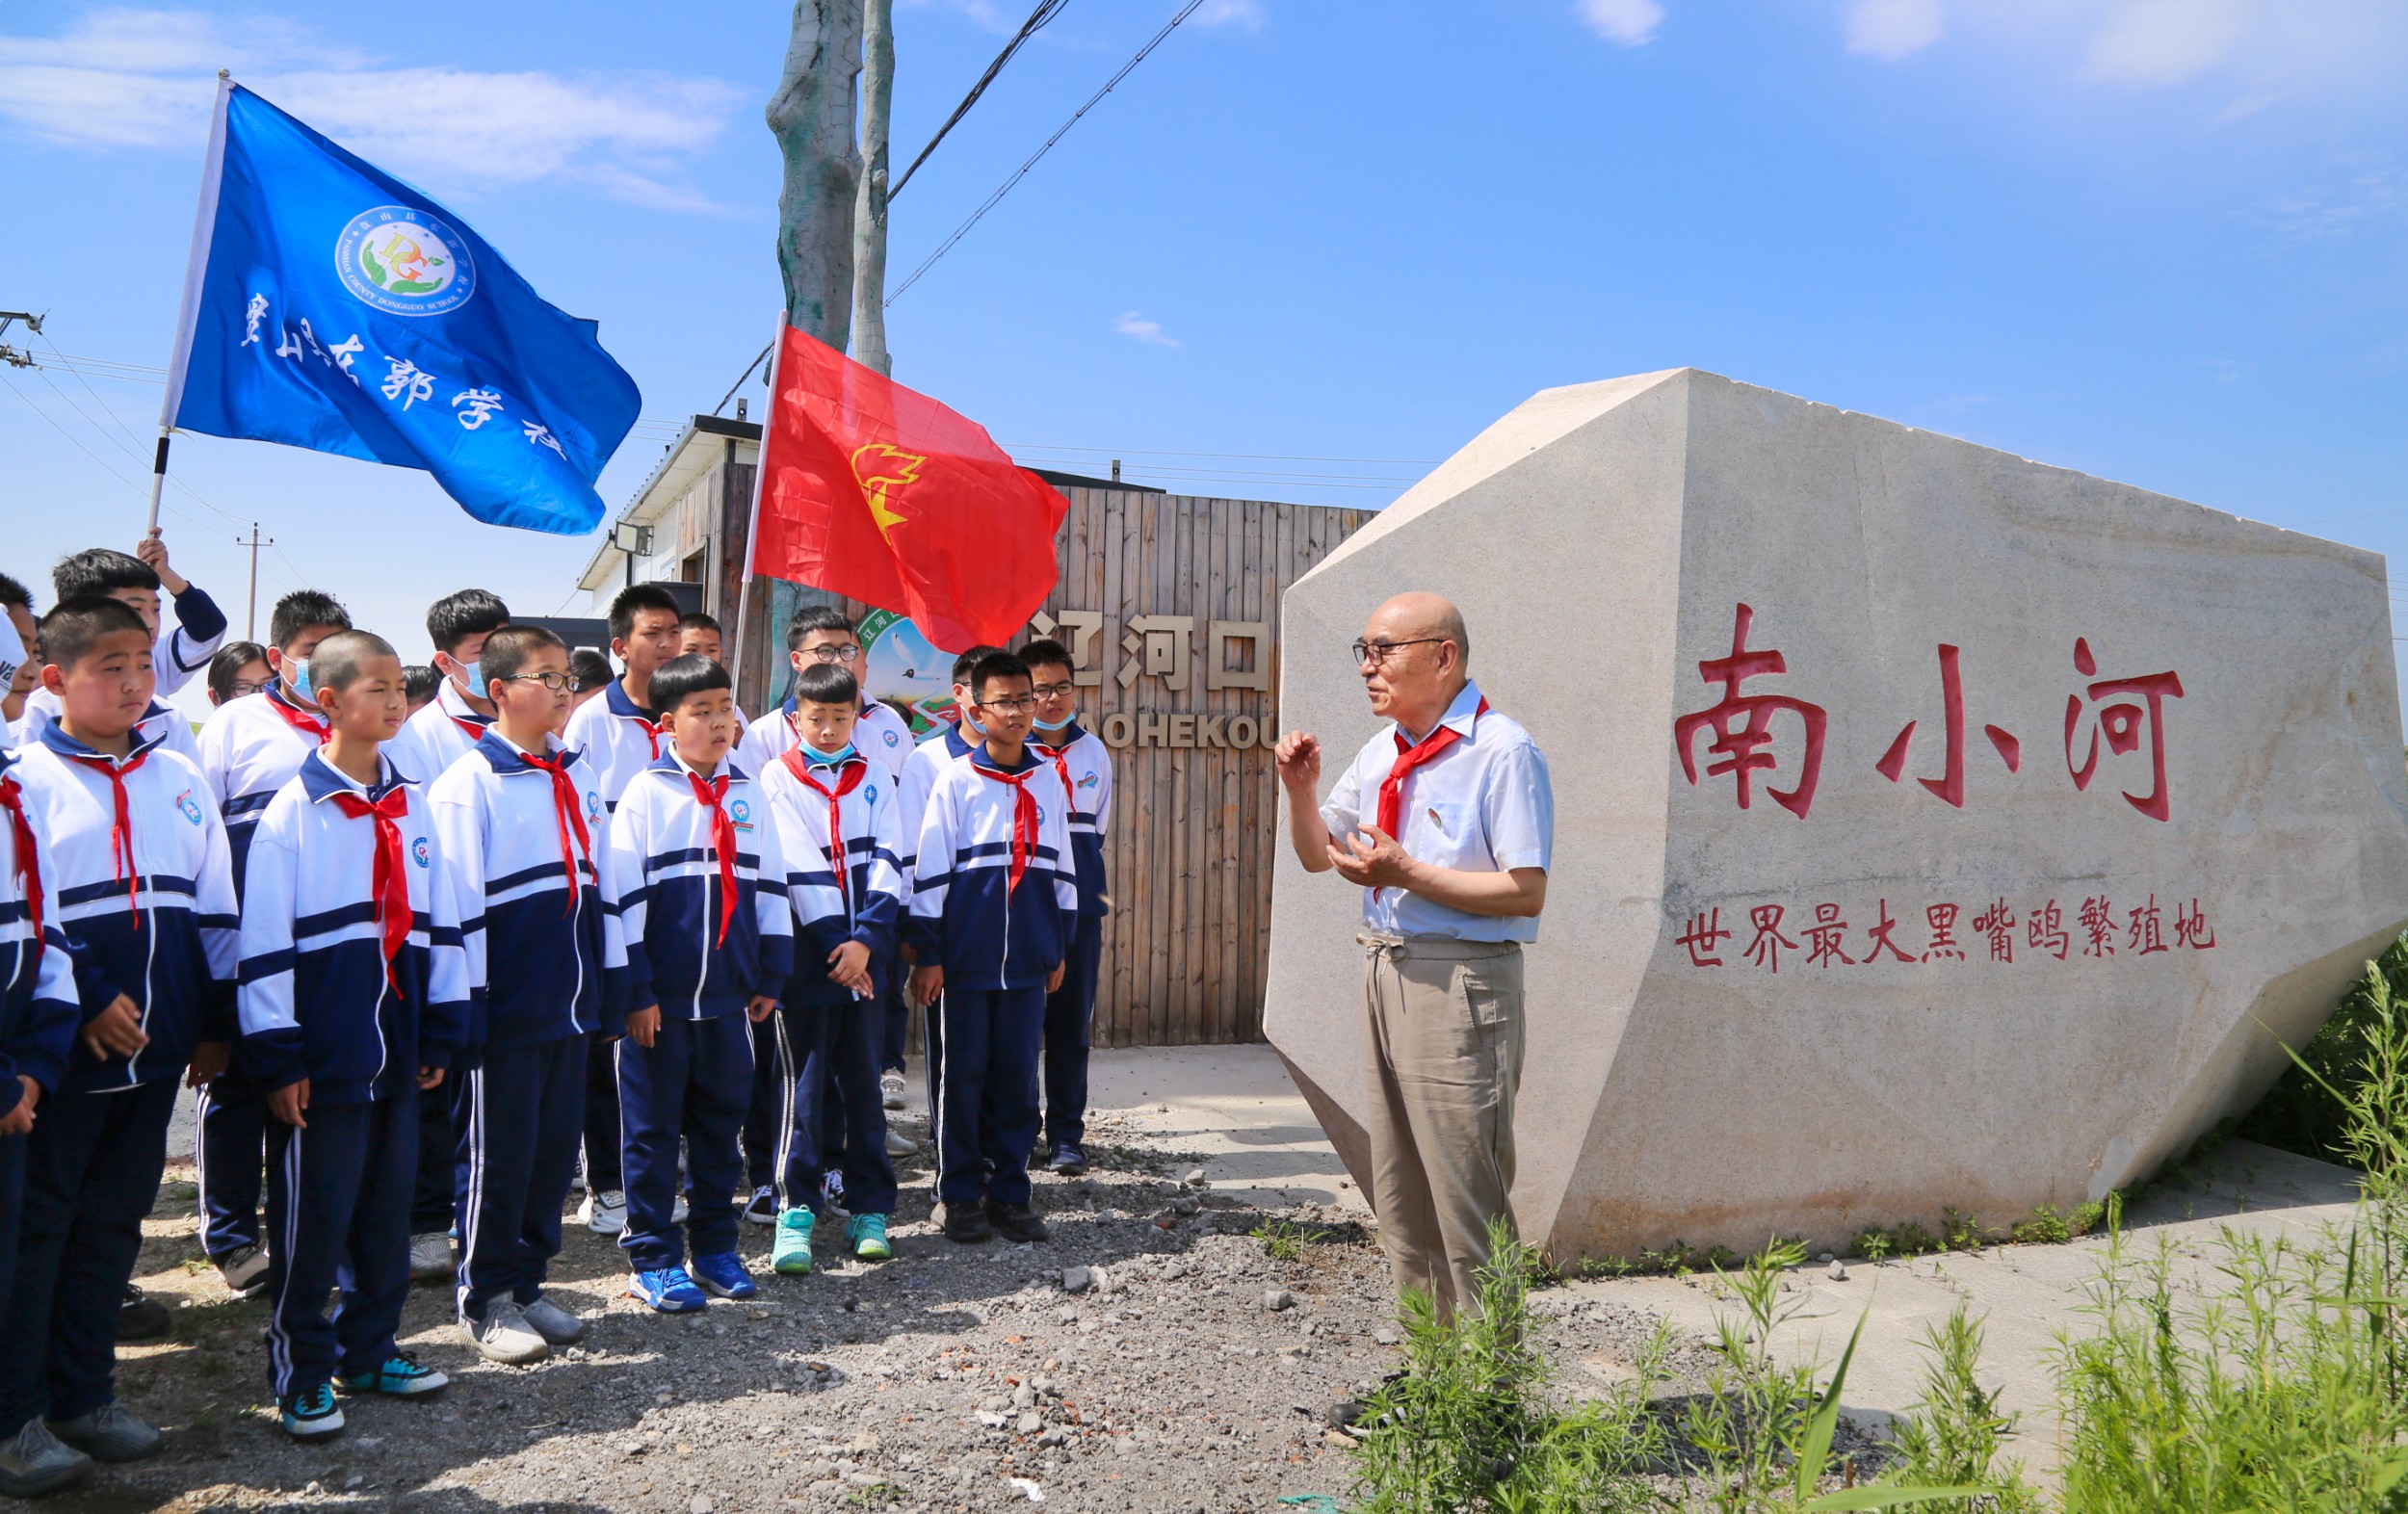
[204, 642, 272, 710]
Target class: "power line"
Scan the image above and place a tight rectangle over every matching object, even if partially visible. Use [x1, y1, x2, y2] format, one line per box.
[888, 0, 1071, 199]
[887, 0, 1209, 307]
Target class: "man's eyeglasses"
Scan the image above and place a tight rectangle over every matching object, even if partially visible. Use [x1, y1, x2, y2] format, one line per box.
[804, 644, 862, 664]
[1350, 638, 1448, 667]
[496, 671, 575, 692]
[977, 695, 1037, 715]
[1030, 681, 1075, 699]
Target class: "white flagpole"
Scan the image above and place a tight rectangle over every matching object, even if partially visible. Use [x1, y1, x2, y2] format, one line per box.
[728, 318, 785, 705]
[150, 68, 235, 534]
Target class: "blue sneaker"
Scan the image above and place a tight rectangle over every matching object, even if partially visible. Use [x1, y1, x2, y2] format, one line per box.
[690, 1250, 758, 1300]
[626, 1266, 709, 1314]
[849, 1213, 892, 1260]
[279, 1383, 344, 1440]
[339, 1352, 448, 1397]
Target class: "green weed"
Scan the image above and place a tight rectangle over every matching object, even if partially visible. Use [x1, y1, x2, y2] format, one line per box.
[1250, 1218, 1326, 1263]
[1879, 1306, 2038, 1513]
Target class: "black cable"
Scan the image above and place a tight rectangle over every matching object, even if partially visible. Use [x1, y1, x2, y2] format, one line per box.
[889, 0, 1071, 200]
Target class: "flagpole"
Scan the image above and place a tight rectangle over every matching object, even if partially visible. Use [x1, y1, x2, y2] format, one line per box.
[728, 318, 785, 705]
[151, 68, 236, 534]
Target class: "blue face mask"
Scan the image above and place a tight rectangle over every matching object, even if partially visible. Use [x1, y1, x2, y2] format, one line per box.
[285, 657, 314, 704]
[806, 743, 855, 767]
[459, 659, 487, 699]
[1034, 712, 1073, 732]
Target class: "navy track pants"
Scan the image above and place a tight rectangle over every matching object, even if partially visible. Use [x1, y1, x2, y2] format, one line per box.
[453, 1036, 586, 1322]
[263, 1095, 416, 1396]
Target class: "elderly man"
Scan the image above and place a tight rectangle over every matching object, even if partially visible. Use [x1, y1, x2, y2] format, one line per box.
[1276, 592, 1553, 1318]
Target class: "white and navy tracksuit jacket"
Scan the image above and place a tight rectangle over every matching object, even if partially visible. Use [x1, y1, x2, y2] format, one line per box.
[757, 748, 904, 1004]
[384, 678, 492, 789]
[427, 732, 625, 1047]
[1035, 721, 1112, 919]
[0, 752, 82, 1112]
[153, 585, 228, 699]
[196, 685, 329, 894]
[13, 692, 201, 774]
[234, 752, 470, 1101]
[738, 698, 915, 787]
[609, 754, 794, 1018]
[11, 724, 239, 1093]
[895, 721, 978, 890]
[563, 680, 665, 813]
[905, 746, 1078, 990]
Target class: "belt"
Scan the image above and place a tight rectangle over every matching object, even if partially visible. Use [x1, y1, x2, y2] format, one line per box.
[1356, 933, 1521, 962]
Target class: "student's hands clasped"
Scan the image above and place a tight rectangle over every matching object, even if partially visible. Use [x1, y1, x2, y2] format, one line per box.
[623, 1005, 661, 1049]
[827, 941, 873, 996]
[0, 1078, 40, 1137]
[81, 994, 149, 1063]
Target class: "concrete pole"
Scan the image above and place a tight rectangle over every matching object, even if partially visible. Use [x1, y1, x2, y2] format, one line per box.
[851, 0, 896, 376]
[767, 0, 863, 345]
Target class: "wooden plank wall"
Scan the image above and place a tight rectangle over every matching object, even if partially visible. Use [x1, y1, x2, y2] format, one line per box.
[740, 484, 1367, 1047]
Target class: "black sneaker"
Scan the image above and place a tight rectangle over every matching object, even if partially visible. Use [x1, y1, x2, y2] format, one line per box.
[984, 1200, 1049, 1244]
[938, 1203, 993, 1245]
[118, 1286, 171, 1343]
[1048, 1146, 1087, 1177]
[743, 1185, 779, 1226]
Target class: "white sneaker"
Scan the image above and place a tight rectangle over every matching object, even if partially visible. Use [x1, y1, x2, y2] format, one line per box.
[880, 1070, 906, 1109]
[518, 1295, 588, 1345]
[217, 1242, 271, 1295]
[407, 1233, 453, 1282]
[462, 1300, 550, 1365]
[578, 1189, 627, 1236]
[885, 1127, 917, 1157]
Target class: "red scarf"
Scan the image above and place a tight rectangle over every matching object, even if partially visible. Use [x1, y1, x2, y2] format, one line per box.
[686, 770, 740, 946]
[267, 689, 331, 745]
[1375, 698, 1487, 839]
[447, 713, 489, 744]
[518, 749, 592, 914]
[330, 784, 413, 998]
[1034, 736, 1077, 817]
[975, 760, 1042, 895]
[782, 750, 868, 903]
[0, 775, 43, 967]
[66, 751, 148, 918]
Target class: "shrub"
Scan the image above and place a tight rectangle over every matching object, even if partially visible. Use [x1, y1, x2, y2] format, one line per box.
[2236, 930, 2408, 1165]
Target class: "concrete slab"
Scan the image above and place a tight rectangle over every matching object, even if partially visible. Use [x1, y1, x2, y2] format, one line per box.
[1084, 1044, 1373, 1216]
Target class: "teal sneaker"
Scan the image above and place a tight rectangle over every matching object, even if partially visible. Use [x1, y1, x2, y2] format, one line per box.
[278, 1384, 344, 1441]
[849, 1212, 892, 1261]
[772, 1207, 815, 1275]
[339, 1352, 448, 1397]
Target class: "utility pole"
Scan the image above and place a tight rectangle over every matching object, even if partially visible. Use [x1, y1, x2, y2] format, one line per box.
[0, 310, 43, 370]
[767, 0, 863, 345]
[851, 0, 896, 376]
[240, 524, 271, 640]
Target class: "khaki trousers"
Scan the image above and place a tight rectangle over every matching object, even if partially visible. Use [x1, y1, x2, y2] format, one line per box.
[1359, 933, 1526, 1319]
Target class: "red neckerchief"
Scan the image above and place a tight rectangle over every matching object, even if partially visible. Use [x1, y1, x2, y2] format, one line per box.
[66, 751, 149, 918]
[974, 755, 1042, 895]
[267, 688, 331, 745]
[447, 707, 490, 744]
[782, 749, 868, 903]
[329, 784, 413, 999]
[0, 775, 44, 966]
[1034, 733, 1076, 814]
[518, 748, 592, 915]
[685, 770, 740, 946]
[1376, 698, 1488, 838]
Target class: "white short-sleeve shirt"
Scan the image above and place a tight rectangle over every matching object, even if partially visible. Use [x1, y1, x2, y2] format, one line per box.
[1320, 679, 1553, 943]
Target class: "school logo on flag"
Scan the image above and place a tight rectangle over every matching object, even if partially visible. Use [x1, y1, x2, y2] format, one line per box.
[337, 208, 476, 316]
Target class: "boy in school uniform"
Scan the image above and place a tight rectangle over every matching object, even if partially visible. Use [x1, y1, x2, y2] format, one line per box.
[563, 584, 682, 1237]
[385, 589, 510, 787]
[0, 574, 36, 731]
[0, 748, 86, 1494]
[428, 626, 620, 1365]
[191, 589, 357, 1296]
[673, 613, 747, 729]
[749, 661, 902, 1272]
[0, 598, 239, 1489]
[906, 650, 1075, 1246]
[608, 655, 791, 1311]
[56, 537, 225, 698]
[237, 632, 466, 1439]
[1021, 640, 1112, 1176]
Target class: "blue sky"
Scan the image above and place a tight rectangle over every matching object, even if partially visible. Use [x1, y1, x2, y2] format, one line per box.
[3, 0, 2403, 720]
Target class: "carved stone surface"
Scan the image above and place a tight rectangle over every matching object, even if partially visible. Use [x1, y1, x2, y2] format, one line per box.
[1265, 367, 2408, 1260]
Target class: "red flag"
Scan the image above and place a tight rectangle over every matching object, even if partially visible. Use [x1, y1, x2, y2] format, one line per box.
[749, 325, 1066, 652]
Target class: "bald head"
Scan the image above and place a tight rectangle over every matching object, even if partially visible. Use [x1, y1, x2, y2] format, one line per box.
[1358, 592, 1471, 731]
[1366, 592, 1470, 666]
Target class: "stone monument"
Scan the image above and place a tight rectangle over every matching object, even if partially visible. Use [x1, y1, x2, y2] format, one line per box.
[1265, 368, 2408, 1260]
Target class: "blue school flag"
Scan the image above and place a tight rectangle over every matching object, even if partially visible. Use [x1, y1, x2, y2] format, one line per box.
[160, 76, 641, 535]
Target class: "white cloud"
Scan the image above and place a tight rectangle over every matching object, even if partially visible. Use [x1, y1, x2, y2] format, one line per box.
[1192, 0, 1267, 33]
[1845, 0, 1945, 60]
[1575, 0, 1664, 47]
[2082, 0, 2248, 86]
[0, 8, 743, 209]
[1113, 311, 1179, 347]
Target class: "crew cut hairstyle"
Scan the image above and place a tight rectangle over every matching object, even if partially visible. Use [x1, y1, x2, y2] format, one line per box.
[308, 629, 399, 695]
[608, 583, 682, 641]
[1019, 638, 1073, 676]
[795, 663, 858, 708]
[206, 640, 267, 704]
[426, 588, 510, 654]
[268, 589, 351, 650]
[52, 548, 157, 601]
[480, 624, 566, 685]
[950, 644, 1004, 687]
[970, 650, 1033, 701]
[680, 612, 722, 636]
[0, 573, 31, 612]
[648, 652, 731, 712]
[38, 595, 147, 669]
[784, 603, 855, 649]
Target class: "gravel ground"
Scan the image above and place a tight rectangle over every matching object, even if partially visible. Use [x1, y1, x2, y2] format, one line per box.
[62, 1104, 1696, 1514]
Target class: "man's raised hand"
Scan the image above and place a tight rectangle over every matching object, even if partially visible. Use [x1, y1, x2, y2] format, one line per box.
[1274, 731, 1321, 794]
